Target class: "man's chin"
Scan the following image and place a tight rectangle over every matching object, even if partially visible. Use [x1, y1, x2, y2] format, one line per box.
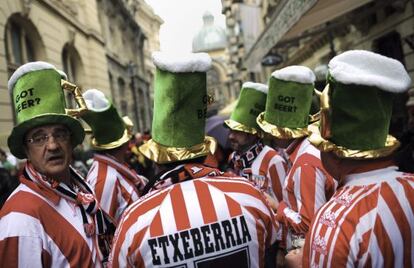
[44, 164, 69, 178]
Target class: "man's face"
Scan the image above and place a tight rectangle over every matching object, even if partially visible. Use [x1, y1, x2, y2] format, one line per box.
[228, 130, 258, 153]
[270, 137, 294, 149]
[24, 124, 73, 179]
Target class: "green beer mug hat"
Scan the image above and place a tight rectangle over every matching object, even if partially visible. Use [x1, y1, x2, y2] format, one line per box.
[81, 89, 132, 150]
[309, 50, 412, 159]
[257, 65, 316, 139]
[7, 61, 85, 159]
[225, 82, 268, 134]
[139, 52, 217, 164]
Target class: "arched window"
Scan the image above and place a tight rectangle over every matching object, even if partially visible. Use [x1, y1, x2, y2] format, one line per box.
[5, 14, 44, 123]
[207, 66, 221, 103]
[118, 78, 127, 115]
[62, 44, 83, 108]
[108, 72, 115, 103]
[5, 15, 42, 76]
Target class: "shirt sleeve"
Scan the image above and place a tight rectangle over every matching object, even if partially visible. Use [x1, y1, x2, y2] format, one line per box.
[276, 163, 328, 234]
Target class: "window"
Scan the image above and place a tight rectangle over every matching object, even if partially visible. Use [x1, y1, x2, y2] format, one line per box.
[121, 100, 128, 116]
[62, 44, 82, 108]
[6, 19, 36, 76]
[5, 15, 43, 124]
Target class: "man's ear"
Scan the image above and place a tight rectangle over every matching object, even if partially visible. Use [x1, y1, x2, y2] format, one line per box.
[23, 145, 29, 160]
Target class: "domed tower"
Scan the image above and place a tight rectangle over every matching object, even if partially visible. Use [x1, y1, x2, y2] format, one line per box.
[192, 12, 233, 114]
[192, 11, 227, 52]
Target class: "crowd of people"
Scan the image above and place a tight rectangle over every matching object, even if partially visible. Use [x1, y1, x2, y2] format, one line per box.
[0, 50, 413, 267]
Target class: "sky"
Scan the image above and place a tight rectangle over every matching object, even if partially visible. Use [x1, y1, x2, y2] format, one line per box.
[145, 0, 226, 53]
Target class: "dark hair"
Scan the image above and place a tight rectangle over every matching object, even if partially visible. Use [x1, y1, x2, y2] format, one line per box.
[141, 156, 207, 196]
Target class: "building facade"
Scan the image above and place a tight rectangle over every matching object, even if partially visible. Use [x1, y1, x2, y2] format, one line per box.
[0, 0, 161, 149]
[222, 0, 414, 136]
[192, 11, 236, 115]
[97, 0, 161, 133]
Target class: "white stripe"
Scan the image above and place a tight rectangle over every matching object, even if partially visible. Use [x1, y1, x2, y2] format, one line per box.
[346, 209, 377, 267]
[225, 192, 272, 220]
[159, 190, 178, 234]
[324, 185, 378, 267]
[293, 167, 302, 212]
[209, 183, 231, 220]
[369, 233, 384, 267]
[86, 161, 98, 188]
[180, 181, 204, 227]
[250, 147, 265, 176]
[1, 212, 71, 267]
[389, 178, 414, 247]
[118, 206, 159, 267]
[314, 168, 328, 213]
[309, 187, 351, 266]
[310, 187, 358, 266]
[100, 165, 117, 212]
[377, 195, 403, 268]
[307, 199, 329, 267]
[9, 186, 92, 245]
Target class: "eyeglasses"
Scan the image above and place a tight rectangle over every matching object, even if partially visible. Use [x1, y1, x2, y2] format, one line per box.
[26, 129, 71, 146]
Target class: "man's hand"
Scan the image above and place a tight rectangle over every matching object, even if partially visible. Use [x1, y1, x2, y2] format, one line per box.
[263, 192, 279, 212]
[285, 248, 303, 268]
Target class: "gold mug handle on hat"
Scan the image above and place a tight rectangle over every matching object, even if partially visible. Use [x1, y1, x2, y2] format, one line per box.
[309, 89, 321, 123]
[61, 80, 88, 117]
[319, 85, 332, 139]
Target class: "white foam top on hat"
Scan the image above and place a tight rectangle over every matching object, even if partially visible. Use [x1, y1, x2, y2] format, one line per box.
[152, 51, 212, 73]
[271, 65, 316, 84]
[83, 89, 110, 112]
[57, 69, 68, 80]
[329, 50, 412, 93]
[242, 82, 268, 94]
[8, 61, 56, 91]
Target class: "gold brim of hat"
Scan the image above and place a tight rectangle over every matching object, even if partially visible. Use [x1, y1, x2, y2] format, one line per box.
[91, 128, 132, 150]
[138, 136, 217, 164]
[256, 112, 310, 139]
[224, 119, 258, 135]
[308, 128, 400, 159]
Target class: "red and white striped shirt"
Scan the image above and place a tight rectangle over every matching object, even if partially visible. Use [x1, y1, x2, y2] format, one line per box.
[87, 154, 147, 222]
[303, 165, 414, 267]
[249, 145, 287, 202]
[110, 172, 278, 267]
[231, 144, 287, 202]
[276, 139, 336, 249]
[0, 178, 102, 267]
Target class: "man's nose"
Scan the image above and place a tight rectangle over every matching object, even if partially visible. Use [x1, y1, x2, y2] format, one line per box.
[45, 136, 60, 150]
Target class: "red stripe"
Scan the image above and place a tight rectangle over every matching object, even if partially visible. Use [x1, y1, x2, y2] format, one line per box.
[109, 190, 170, 267]
[323, 187, 378, 267]
[269, 165, 283, 201]
[258, 150, 275, 191]
[373, 216, 394, 267]
[256, 220, 265, 268]
[380, 183, 412, 267]
[1, 191, 96, 266]
[95, 162, 108, 202]
[170, 184, 191, 230]
[206, 179, 262, 199]
[150, 211, 163, 237]
[0, 237, 19, 267]
[225, 195, 242, 217]
[129, 226, 149, 265]
[194, 180, 218, 223]
[397, 178, 414, 215]
[355, 230, 372, 266]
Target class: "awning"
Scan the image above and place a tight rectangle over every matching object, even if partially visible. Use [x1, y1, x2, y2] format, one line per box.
[244, 0, 373, 70]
